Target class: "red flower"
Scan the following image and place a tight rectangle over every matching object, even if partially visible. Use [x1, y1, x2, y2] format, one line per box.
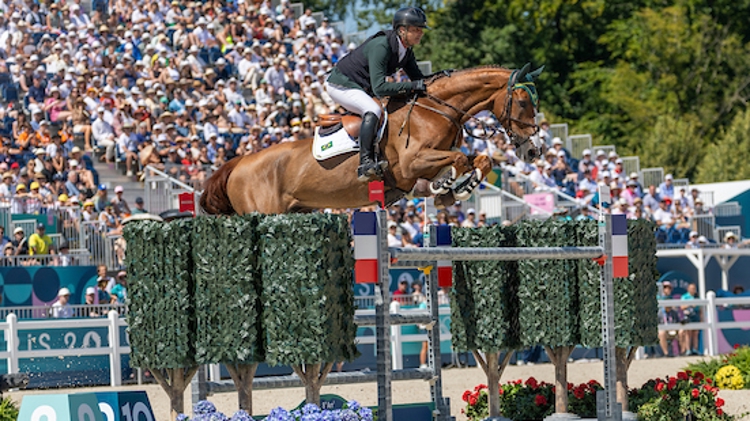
[694, 378, 701, 385]
[567, 383, 574, 391]
[525, 377, 539, 389]
[694, 372, 705, 381]
[499, 388, 504, 395]
[734, 343, 740, 349]
[468, 395, 477, 406]
[718, 409, 724, 416]
[535, 394, 548, 406]
[573, 388, 585, 400]
[716, 398, 725, 408]
[655, 382, 665, 392]
[667, 378, 677, 390]
[686, 370, 693, 376]
[678, 372, 688, 381]
[462, 390, 471, 402]
[706, 378, 713, 384]
[691, 388, 700, 399]
[474, 384, 487, 391]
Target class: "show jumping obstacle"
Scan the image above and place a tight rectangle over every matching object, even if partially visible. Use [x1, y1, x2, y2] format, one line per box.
[352, 183, 626, 421]
[202, 184, 627, 421]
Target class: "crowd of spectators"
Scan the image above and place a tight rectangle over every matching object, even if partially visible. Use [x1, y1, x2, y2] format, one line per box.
[0, 0, 353, 225]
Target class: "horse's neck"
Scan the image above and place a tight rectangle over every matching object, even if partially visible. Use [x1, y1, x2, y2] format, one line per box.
[429, 69, 510, 121]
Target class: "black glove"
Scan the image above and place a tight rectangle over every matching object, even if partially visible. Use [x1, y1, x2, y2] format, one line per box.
[411, 79, 427, 94]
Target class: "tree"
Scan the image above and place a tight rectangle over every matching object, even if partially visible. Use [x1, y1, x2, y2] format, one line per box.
[696, 107, 750, 182]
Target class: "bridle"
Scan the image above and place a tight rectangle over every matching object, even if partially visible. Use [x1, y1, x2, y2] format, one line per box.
[399, 71, 539, 150]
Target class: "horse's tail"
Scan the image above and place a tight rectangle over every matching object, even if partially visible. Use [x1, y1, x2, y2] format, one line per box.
[199, 157, 242, 215]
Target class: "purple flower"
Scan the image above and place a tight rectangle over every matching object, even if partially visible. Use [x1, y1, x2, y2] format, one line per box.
[206, 413, 229, 421]
[176, 414, 190, 421]
[230, 410, 253, 421]
[265, 407, 293, 421]
[302, 404, 321, 415]
[344, 401, 360, 412]
[338, 409, 359, 421]
[358, 407, 373, 421]
[194, 401, 217, 416]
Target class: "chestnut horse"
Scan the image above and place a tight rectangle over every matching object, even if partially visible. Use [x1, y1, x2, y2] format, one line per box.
[200, 64, 543, 215]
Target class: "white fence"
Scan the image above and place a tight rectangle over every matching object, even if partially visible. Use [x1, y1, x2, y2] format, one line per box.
[143, 165, 198, 216]
[1, 311, 129, 387]
[656, 292, 750, 357]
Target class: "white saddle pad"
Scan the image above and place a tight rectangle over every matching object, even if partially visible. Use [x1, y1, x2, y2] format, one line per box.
[311, 111, 389, 161]
[312, 125, 359, 161]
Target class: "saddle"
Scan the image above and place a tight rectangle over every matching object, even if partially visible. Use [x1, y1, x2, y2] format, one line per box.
[318, 114, 362, 138]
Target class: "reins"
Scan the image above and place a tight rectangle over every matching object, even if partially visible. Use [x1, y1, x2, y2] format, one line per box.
[398, 70, 539, 150]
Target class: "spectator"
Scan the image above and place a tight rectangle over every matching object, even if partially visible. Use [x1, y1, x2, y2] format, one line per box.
[96, 264, 116, 294]
[132, 197, 148, 214]
[642, 185, 660, 214]
[392, 279, 409, 304]
[461, 209, 477, 228]
[11, 227, 28, 256]
[93, 185, 111, 212]
[0, 226, 10, 249]
[52, 287, 73, 319]
[56, 242, 73, 267]
[659, 174, 674, 199]
[686, 231, 700, 249]
[652, 198, 675, 230]
[28, 223, 53, 256]
[387, 221, 404, 247]
[111, 271, 128, 304]
[84, 287, 104, 317]
[657, 281, 680, 357]
[111, 186, 132, 217]
[680, 283, 701, 356]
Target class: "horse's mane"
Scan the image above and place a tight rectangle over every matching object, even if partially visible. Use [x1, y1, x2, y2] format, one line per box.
[425, 65, 512, 85]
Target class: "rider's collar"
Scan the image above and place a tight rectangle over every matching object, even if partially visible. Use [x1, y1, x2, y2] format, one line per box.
[397, 35, 408, 61]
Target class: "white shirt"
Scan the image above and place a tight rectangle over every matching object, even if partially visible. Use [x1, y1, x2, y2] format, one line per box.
[52, 301, 73, 318]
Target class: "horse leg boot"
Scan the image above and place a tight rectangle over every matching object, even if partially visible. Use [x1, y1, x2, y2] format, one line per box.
[453, 155, 493, 200]
[357, 112, 381, 182]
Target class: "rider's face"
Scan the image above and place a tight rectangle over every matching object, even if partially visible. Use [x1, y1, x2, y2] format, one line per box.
[401, 26, 424, 48]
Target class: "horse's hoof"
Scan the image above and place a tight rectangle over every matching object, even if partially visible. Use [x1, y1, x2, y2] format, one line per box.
[434, 192, 456, 209]
[429, 184, 449, 195]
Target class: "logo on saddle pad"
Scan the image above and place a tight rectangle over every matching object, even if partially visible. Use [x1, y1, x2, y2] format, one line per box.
[311, 112, 388, 161]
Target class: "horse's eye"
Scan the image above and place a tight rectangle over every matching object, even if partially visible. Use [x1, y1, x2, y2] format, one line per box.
[518, 100, 528, 108]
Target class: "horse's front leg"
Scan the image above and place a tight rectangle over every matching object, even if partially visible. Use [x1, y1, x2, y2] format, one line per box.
[452, 154, 494, 200]
[402, 149, 472, 195]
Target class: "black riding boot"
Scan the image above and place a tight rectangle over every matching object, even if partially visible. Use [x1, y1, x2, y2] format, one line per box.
[357, 112, 381, 182]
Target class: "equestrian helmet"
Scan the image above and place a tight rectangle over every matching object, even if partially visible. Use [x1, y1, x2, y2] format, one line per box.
[393, 7, 429, 29]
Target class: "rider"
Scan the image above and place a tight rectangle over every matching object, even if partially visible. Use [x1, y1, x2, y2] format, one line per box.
[325, 7, 428, 182]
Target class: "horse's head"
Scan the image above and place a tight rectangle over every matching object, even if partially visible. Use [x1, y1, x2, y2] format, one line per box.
[495, 63, 544, 163]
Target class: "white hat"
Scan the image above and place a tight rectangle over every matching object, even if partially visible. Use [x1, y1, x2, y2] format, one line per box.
[630, 172, 638, 179]
[725, 232, 737, 240]
[596, 150, 605, 157]
[114, 185, 124, 193]
[58, 287, 71, 297]
[467, 208, 476, 214]
[582, 149, 591, 156]
[615, 158, 623, 164]
[552, 137, 563, 145]
[698, 235, 708, 243]
[13, 227, 23, 234]
[68, 159, 79, 167]
[216, 58, 226, 65]
[608, 151, 618, 158]
[665, 174, 673, 180]
[557, 150, 566, 157]
[690, 231, 698, 238]
[86, 287, 96, 295]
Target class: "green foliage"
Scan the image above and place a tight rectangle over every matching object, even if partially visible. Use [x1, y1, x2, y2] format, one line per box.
[416, 0, 750, 181]
[634, 371, 731, 420]
[685, 345, 750, 388]
[450, 226, 520, 352]
[696, 107, 750, 182]
[258, 214, 358, 366]
[124, 220, 195, 369]
[193, 215, 264, 365]
[516, 220, 580, 347]
[0, 397, 19, 421]
[450, 219, 658, 352]
[498, 378, 554, 421]
[577, 219, 659, 347]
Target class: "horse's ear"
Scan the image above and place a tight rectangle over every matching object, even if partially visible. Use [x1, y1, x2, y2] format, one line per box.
[513, 63, 531, 85]
[528, 65, 545, 80]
